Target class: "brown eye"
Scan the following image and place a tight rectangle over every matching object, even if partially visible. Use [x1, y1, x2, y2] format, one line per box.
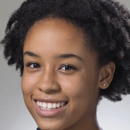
[27, 62, 41, 68]
[61, 65, 76, 71]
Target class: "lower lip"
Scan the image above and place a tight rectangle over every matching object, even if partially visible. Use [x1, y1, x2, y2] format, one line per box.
[33, 101, 68, 117]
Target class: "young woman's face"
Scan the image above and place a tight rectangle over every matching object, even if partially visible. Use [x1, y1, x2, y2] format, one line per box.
[22, 18, 101, 130]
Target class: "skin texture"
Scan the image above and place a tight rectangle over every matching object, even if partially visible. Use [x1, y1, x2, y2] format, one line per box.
[22, 18, 115, 130]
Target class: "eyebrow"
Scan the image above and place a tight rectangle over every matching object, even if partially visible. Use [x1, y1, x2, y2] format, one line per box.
[23, 51, 40, 58]
[23, 51, 83, 61]
[57, 54, 83, 61]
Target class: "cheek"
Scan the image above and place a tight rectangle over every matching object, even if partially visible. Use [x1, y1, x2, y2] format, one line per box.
[21, 73, 38, 95]
[59, 72, 99, 102]
[58, 72, 99, 120]
[59, 75, 89, 98]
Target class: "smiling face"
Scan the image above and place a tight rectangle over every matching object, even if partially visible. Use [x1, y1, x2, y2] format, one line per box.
[22, 18, 102, 130]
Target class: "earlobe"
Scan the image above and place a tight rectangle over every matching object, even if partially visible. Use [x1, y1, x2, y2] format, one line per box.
[99, 62, 116, 89]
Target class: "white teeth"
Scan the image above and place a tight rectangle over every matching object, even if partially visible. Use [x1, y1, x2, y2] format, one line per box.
[37, 101, 40, 106]
[37, 101, 66, 109]
[53, 103, 57, 108]
[48, 103, 53, 109]
[61, 102, 64, 107]
[40, 102, 43, 106]
[43, 103, 47, 108]
[56, 103, 60, 108]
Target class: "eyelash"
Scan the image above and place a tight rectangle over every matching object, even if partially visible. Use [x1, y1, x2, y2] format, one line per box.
[26, 62, 41, 68]
[60, 64, 76, 71]
[26, 62, 76, 71]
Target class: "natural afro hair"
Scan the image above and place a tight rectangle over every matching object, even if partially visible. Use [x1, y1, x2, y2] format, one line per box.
[1, 0, 130, 101]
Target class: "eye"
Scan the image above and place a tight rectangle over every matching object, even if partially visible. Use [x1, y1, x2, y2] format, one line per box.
[61, 64, 76, 71]
[26, 62, 41, 69]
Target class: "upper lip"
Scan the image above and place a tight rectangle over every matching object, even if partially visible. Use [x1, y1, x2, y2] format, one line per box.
[33, 98, 69, 103]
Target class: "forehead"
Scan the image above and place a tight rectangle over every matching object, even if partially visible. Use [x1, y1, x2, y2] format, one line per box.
[23, 18, 96, 61]
[25, 18, 86, 43]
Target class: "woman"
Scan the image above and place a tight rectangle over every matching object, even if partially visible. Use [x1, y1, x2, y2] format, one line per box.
[1, 0, 130, 130]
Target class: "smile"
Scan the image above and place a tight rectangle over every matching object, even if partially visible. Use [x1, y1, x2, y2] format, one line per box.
[37, 101, 67, 110]
[33, 100, 68, 117]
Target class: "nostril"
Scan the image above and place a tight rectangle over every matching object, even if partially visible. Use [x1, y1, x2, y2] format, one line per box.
[39, 88, 42, 91]
[37, 82, 61, 93]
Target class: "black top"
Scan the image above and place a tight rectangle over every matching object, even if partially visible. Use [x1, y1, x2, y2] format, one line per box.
[37, 127, 103, 130]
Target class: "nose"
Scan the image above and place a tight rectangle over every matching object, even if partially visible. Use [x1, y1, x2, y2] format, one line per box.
[36, 70, 61, 94]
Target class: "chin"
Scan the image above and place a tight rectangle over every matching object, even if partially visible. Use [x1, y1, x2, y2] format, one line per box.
[35, 118, 68, 130]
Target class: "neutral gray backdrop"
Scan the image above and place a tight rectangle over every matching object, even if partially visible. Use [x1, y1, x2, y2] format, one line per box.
[0, 0, 130, 130]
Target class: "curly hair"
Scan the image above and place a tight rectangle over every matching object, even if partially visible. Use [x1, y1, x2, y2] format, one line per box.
[1, 0, 130, 101]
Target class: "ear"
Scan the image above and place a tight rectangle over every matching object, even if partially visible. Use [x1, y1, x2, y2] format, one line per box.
[98, 62, 116, 89]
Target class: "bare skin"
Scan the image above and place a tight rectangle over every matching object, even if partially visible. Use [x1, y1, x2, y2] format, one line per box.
[22, 18, 115, 130]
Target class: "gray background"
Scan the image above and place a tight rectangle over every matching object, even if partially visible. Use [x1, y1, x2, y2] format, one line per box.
[0, 0, 130, 130]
